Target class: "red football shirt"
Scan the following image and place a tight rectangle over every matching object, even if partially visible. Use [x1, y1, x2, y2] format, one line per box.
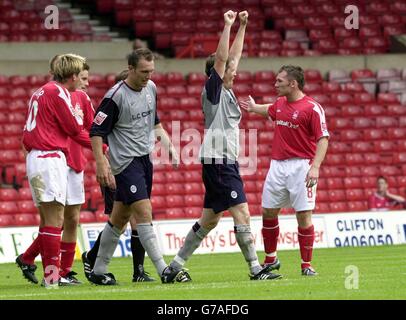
[22, 81, 83, 154]
[267, 95, 329, 160]
[368, 193, 395, 211]
[66, 90, 95, 173]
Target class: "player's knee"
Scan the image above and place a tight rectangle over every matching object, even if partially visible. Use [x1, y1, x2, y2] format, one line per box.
[262, 207, 280, 219]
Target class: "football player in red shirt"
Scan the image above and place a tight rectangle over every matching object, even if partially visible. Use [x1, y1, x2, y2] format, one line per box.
[241, 65, 329, 276]
[368, 176, 405, 211]
[19, 54, 85, 287]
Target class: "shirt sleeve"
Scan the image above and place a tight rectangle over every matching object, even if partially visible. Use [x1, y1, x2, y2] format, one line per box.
[204, 68, 223, 105]
[310, 102, 330, 141]
[90, 97, 119, 138]
[267, 99, 279, 121]
[154, 91, 160, 125]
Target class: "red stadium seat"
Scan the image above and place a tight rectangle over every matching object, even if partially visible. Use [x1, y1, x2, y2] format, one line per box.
[17, 201, 37, 214]
[344, 177, 363, 189]
[315, 202, 330, 213]
[361, 166, 379, 177]
[166, 184, 184, 195]
[328, 189, 346, 202]
[80, 211, 96, 223]
[363, 128, 384, 140]
[351, 69, 376, 82]
[341, 105, 364, 117]
[345, 153, 364, 165]
[14, 214, 36, 226]
[345, 189, 365, 201]
[166, 208, 185, 219]
[387, 104, 406, 116]
[374, 140, 396, 152]
[340, 129, 362, 141]
[387, 128, 406, 139]
[364, 104, 387, 116]
[327, 178, 344, 190]
[352, 141, 374, 153]
[347, 201, 368, 212]
[375, 116, 398, 128]
[0, 188, 19, 201]
[329, 202, 348, 213]
[377, 93, 399, 104]
[151, 196, 166, 210]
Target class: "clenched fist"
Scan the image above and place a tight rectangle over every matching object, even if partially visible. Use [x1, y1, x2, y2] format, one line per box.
[239, 11, 249, 26]
[224, 10, 237, 26]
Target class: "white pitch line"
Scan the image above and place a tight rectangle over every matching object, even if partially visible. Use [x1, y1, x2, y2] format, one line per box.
[0, 282, 236, 299]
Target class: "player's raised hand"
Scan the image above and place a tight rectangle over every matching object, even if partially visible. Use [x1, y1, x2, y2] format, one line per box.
[224, 10, 237, 26]
[239, 11, 249, 26]
[240, 95, 256, 112]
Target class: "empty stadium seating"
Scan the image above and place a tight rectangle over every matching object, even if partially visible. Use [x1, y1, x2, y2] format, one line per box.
[1, 64, 406, 227]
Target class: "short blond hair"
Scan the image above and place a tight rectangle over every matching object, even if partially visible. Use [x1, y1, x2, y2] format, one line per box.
[49, 54, 62, 75]
[53, 53, 86, 83]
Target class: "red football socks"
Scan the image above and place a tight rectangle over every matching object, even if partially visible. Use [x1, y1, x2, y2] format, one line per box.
[22, 235, 41, 265]
[60, 241, 76, 277]
[262, 218, 279, 264]
[298, 225, 315, 269]
[39, 226, 62, 284]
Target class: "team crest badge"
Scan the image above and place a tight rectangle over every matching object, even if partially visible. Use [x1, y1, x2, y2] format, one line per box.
[292, 110, 299, 120]
[94, 111, 107, 125]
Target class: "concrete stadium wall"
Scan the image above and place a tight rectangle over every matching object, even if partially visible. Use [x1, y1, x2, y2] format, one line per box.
[0, 42, 405, 76]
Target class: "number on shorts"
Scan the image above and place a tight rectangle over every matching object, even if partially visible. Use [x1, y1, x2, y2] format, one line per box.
[307, 187, 313, 199]
[26, 100, 39, 132]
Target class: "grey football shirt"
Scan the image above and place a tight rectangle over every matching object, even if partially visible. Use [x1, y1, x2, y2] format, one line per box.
[199, 68, 242, 162]
[90, 80, 160, 175]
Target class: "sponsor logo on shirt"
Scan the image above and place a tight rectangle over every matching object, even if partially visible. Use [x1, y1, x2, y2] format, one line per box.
[276, 119, 299, 129]
[94, 111, 108, 125]
[132, 110, 152, 120]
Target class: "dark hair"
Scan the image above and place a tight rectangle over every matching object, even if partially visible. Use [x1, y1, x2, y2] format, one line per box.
[278, 65, 305, 90]
[115, 70, 129, 83]
[127, 48, 154, 68]
[205, 53, 229, 77]
[82, 62, 90, 71]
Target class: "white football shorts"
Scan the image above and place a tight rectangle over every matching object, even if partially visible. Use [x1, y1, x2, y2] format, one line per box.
[66, 168, 85, 206]
[261, 158, 317, 212]
[26, 150, 68, 207]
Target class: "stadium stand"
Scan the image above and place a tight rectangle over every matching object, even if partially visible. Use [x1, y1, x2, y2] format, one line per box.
[0, 0, 406, 226]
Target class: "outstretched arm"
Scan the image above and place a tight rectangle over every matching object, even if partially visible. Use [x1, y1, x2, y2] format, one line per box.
[213, 10, 237, 78]
[240, 95, 271, 117]
[228, 11, 249, 71]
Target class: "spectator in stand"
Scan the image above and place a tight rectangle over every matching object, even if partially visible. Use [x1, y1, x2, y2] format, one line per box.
[368, 176, 405, 211]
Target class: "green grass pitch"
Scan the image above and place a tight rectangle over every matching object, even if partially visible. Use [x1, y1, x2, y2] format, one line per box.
[1, 245, 405, 300]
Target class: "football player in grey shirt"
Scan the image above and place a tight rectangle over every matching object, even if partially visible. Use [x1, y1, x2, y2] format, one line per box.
[167, 11, 281, 281]
[89, 48, 190, 285]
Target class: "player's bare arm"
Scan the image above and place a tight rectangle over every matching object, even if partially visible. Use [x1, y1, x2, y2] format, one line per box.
[385, 192, 405, 203]
[240, 95, 271, 117]
[305, 137, 328, 188]
[91, 135, 116, 189]
[214, 10, 237, 78]
[228, 11, 248, 70]
[155, 123, 180, 168]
